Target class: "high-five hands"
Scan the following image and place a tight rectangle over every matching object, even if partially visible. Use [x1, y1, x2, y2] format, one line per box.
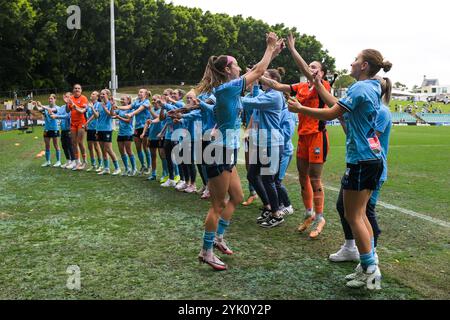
[287, 97, 303, 113]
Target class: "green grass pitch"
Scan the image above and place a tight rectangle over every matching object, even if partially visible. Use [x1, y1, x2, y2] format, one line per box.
[0, 125, 449, 299]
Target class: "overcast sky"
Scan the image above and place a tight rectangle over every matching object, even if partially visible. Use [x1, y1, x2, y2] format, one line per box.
[167, 0, 450, 89]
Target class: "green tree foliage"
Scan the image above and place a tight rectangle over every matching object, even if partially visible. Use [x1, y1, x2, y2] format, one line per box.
[0, 0, 335, 91]
[333, 69, 356, 89]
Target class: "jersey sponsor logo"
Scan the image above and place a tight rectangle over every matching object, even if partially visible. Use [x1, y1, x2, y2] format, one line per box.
[368, 136, 382, 154]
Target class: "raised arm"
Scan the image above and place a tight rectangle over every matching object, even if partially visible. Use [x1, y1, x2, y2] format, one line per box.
[243, 32, 284, 85]
[286, 32, 314, 84]
[313, 73, 338, 108]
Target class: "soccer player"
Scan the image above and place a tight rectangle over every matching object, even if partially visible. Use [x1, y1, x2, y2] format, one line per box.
[276, 91, 297, 216]
[141, 94, 167, 181]
[114, 95, 137, 176]
[288, 49, 392, 290]
[242, 81, 263, 206]
[242, 68, 286, 228]
[95, 89, 121, 176]
[36, 94, 61, 167]
[117, 89, 152, 175]
[51, 92, 75, 169]
[329, 77, 392, 267]
[84, 91, 103, 172]
[176, 91, 217, 199]
[260, 32, 331, 239]
[195, 32, 284, 270]
[172, 91, 200, 193]
[65, 84, 89, 170]
[195, 92, 217, 199]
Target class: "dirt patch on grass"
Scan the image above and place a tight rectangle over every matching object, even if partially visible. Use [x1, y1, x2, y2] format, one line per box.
[0, 212, 12, 220]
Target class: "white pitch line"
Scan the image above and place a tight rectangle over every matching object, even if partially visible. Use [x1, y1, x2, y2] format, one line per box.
[237, 156, 450, 228]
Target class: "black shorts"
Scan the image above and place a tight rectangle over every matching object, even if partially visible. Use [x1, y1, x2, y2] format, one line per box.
[149, 139, 164, 148]
[43, 130, 60, 138]
[117, 135, 133, 142]
[205, 147, 238, 179]
[61, 130, 71, 139]
[87, 129, 97, 142]
[341, 159, 383, 191]
[97, 131, 113, 143]
[134, 127, 147, 138]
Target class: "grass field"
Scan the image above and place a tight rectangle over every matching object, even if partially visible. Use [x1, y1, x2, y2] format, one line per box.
[0, 125, 449, 300]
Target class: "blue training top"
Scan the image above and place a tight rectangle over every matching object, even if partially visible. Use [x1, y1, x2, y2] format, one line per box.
[198, 93, 216, 134]
[337, 79, 382, 164]
[96, 101, 113, 132]
[148, 107, 163, 141]
[241, 88, 284, 147]
[132, 98, 150, 130]
[181, 109, 202, 142]
[279, 103, 297, 157]
[54, 105, 71, 131]
[212, 77, 246, 149]
[117, 109, 134, 137]
[43, 107, 60, 131]
[86, 102, 100, 131]
[243, 84, 264, 127]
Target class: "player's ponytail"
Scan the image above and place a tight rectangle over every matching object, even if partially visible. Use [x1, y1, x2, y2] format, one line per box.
[196, 55, 230, 94]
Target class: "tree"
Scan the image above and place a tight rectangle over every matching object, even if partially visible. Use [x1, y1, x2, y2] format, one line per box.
[0, 0, 37, 91]
[394, 81, 408, 91]
[332, 70, 356, 89]
[0, 0, 336, 91]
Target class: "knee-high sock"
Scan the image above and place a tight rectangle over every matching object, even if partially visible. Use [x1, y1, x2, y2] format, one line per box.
[311, 178, 324, 215]
[202, 231, 215, 251]
[45, 150, 50, 162]
[145, 150, 151, 168]
[137, 151, 145, 168]
[121, 155, 129, 171]
[216, 218, 230, 239]
[162, 158, 169, 177]
[56, 150, 61, 162]
[299, 175, 313, 211]
[129, 155, 136, 171]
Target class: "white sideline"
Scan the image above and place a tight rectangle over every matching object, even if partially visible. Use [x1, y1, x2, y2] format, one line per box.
[237, 157, 450, 229]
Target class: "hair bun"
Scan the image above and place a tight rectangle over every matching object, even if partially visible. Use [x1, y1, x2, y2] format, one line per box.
[277, 67, 286, 77]
[382, 60, 392, 73]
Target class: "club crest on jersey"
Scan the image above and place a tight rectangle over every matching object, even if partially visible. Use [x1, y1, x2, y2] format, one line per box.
[314, 147, 321, 155]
